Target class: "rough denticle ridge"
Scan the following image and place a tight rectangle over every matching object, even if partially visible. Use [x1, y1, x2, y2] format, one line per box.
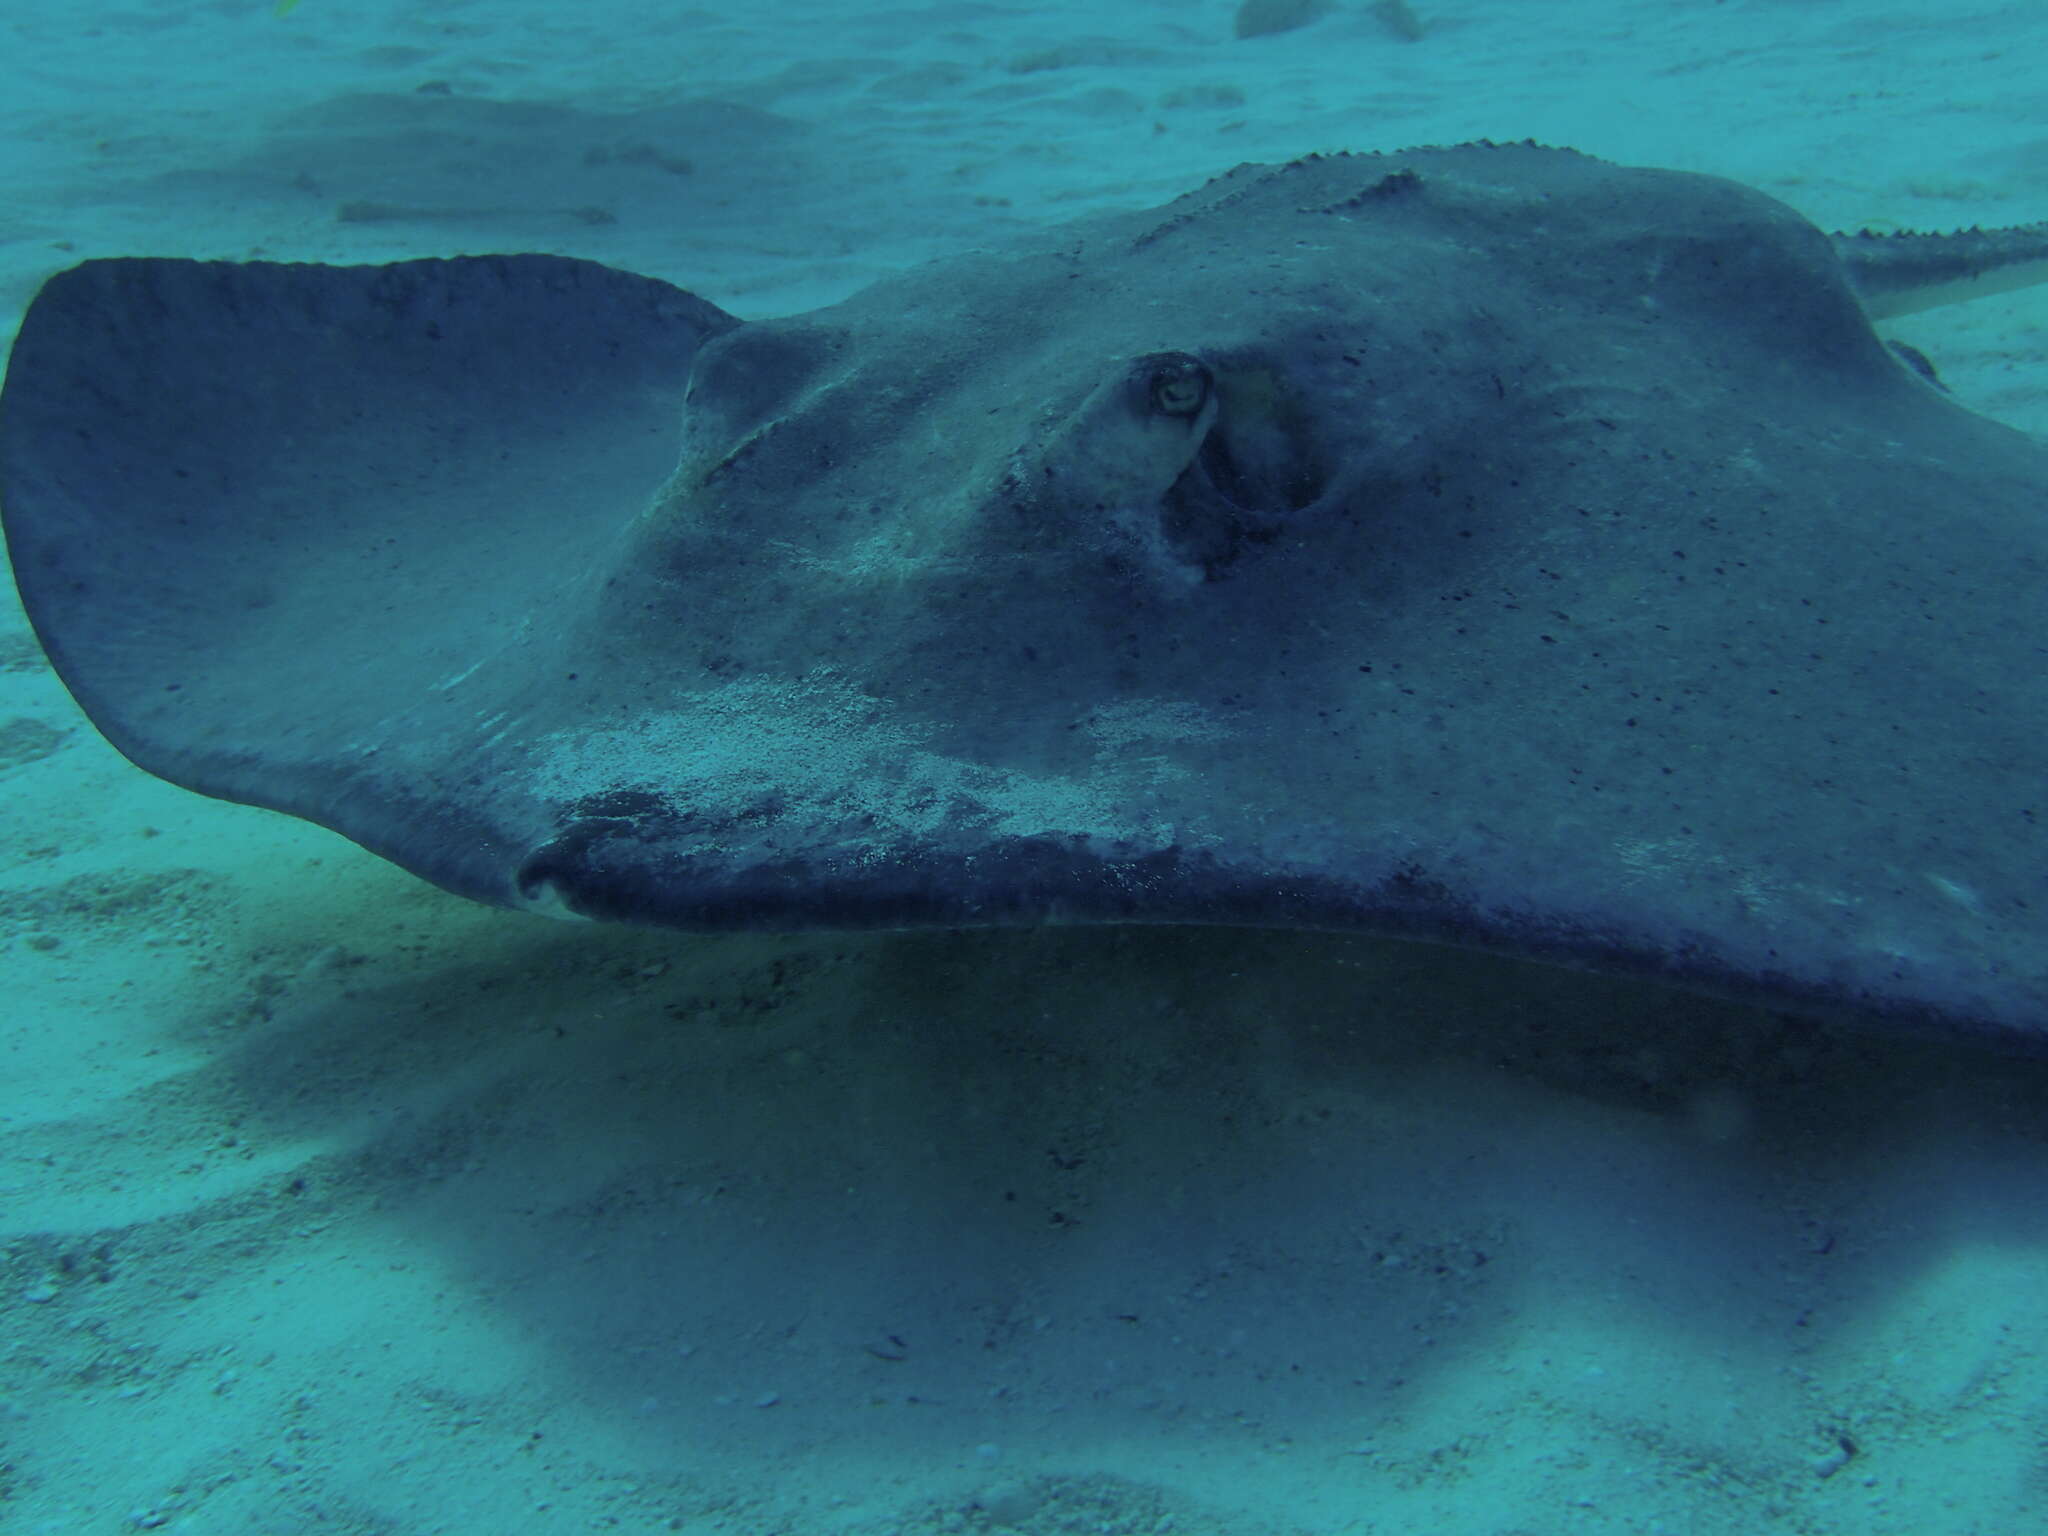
[1832, 221, 2048, 320]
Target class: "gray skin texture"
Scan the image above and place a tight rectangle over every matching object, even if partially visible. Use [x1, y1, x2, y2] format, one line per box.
[2, 143, 2045, 1042]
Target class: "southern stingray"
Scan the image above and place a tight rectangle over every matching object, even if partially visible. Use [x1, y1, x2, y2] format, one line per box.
[3, 144, 2046, 1041]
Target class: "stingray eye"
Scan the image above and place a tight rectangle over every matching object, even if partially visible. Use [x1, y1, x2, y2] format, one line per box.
[1145, 355, 1212, 417]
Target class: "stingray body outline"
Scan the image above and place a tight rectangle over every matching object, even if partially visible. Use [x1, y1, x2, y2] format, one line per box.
[3, 143, 2047, 1041]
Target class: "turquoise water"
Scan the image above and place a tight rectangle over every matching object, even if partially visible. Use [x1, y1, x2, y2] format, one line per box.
[2, 3, 2047, 1532]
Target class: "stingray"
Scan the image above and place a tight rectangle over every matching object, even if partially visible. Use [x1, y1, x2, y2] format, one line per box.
[4, 144, 2047, 1042]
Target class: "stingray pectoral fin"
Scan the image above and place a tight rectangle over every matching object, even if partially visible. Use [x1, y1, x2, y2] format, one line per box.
[0, 254, 737, 904]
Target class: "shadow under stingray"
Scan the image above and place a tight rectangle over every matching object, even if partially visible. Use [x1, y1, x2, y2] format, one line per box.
[78, 912, 2044, 1528]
